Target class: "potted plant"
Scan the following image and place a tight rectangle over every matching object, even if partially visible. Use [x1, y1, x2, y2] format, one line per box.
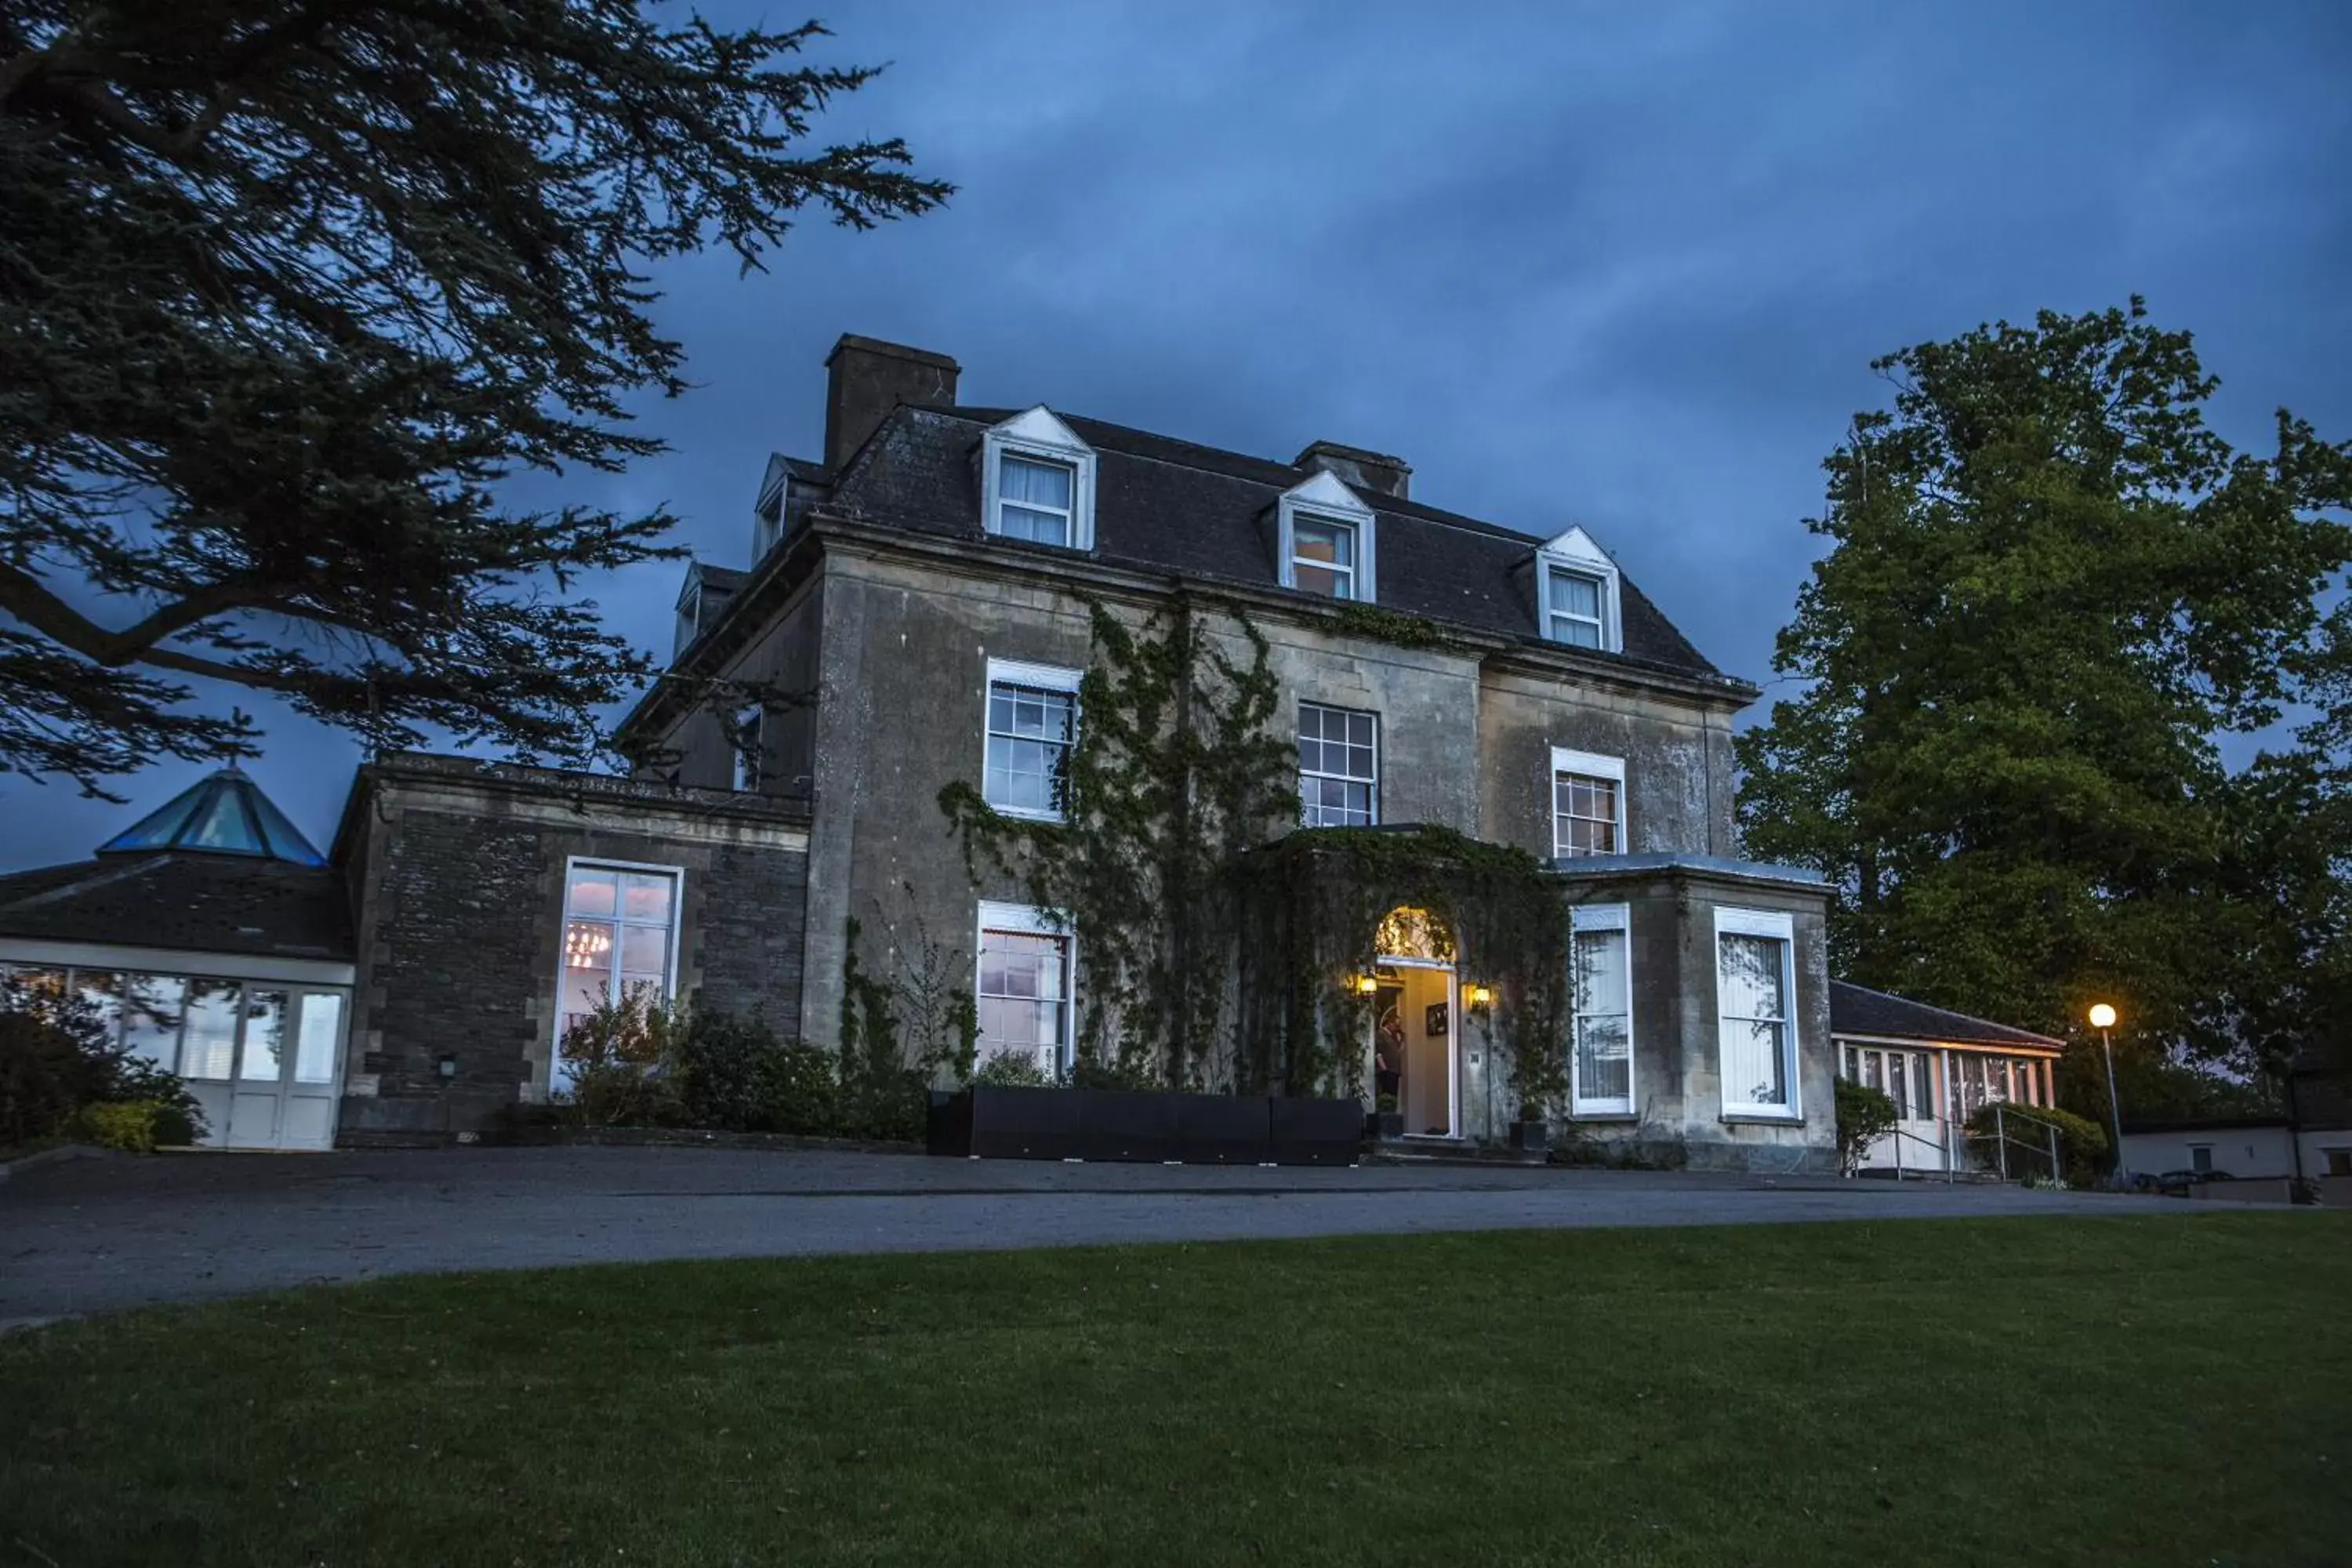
[1508, 1105, 1548, 1154]
[1372, 1091, 1404, 1140]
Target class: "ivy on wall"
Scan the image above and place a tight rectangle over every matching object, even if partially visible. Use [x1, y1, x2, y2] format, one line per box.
[1232, 826, 1572, 1111]
[938, 593, 1577, 1113]
[939, 594, 1294, 1088]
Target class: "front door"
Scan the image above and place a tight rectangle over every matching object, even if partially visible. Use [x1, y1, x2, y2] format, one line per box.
[222, 987, 348, 1150]
[1379, 961, 1457, 1138]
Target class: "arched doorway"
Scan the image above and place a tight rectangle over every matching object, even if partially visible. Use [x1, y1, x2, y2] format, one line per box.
[1373, 906, 1457, 1139]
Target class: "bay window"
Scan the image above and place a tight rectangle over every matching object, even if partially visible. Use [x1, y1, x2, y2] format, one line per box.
[1570, 903, 1634, 1115]
[1715, 907, 1798, 1117]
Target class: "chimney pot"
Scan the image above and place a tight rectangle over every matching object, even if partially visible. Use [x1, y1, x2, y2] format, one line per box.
[824, 334, 960, 476]
[1294, 440, 1410, 500]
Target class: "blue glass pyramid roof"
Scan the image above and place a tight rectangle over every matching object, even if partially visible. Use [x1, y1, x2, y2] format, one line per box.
[96, 767, 326, 866]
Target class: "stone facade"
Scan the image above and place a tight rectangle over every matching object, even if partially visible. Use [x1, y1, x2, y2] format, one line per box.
[609, 333, 1838, 1171]
[332, 754, 810, 1143]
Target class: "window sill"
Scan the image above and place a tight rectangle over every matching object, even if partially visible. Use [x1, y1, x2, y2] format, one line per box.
[982, 528, 1094, 555]
[1720, 1110, 1805, 1126]
[984, 804, 1067, 824]
[1569, 1109, 1639, 1123]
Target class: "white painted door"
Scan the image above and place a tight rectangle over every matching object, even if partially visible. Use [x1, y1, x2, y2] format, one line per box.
[219, 986, 347, 1150]
[1848, 1047, 1943, 1172]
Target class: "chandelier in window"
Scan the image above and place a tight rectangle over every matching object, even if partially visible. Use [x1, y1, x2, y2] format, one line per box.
[564, 923, 614, 967]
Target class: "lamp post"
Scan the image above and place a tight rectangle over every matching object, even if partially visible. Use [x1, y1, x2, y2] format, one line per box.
[2089, 1003, 2123, 1184]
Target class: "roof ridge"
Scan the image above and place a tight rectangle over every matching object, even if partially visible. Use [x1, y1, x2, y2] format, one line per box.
[0, 854, 172, 914]
[916, 405, 1548, 548]
[1831, 978, 2064, 1045]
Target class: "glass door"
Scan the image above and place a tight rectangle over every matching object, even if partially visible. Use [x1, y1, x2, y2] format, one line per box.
[223, 986, 347, 1149]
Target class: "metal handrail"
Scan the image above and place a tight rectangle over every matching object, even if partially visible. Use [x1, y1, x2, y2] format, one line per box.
[1872, 1119, 1956, 1183]
[1963, 1103, 2064, 1183]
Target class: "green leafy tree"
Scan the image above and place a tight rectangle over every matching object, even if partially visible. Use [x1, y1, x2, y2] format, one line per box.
[1, 3, 947, 796]
[1738, 300, 2352, 1091]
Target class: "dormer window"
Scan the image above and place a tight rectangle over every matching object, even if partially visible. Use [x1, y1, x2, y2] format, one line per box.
[1534, 527, 1623, 653]
[1276, 470, 1377, 604]
[1290, 514, 1358, 599]
[673, 581, 702, 659]
[982, 407, 1096, 552]
[997, 454, 1076, 545]
[1547, 568, 1606, 647]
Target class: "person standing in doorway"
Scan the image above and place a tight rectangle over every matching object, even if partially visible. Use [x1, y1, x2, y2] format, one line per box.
[1375, 1003, 1405, 1106]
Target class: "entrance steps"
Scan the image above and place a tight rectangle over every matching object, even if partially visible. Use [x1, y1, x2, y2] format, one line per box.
[1853, 1166, 2006, 1184]
[1362, 1138, 1548, 1169]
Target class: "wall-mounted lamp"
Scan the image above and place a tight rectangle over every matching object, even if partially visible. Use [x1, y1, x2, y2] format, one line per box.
[437, 1052, 459, 1081]
[1465, 984, 1495, 1011]
[1356, 975, 1381, 994]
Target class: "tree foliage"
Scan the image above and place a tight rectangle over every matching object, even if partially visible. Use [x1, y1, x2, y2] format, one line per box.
[1738, 301, 2352, 1097]
[1, 2, 947, 795]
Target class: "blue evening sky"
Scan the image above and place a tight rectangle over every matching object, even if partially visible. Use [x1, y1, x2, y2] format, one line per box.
[6, 0, 2348, 868]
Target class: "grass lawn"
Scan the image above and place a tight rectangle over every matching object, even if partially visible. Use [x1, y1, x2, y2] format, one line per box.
[3, 1214, 2347, 1567]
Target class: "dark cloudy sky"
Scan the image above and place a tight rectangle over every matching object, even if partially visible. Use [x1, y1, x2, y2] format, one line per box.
[9, 0, 2350, 869]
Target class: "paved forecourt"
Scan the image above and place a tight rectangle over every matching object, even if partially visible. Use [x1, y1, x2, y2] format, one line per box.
[0, 1145, 2227, 1323]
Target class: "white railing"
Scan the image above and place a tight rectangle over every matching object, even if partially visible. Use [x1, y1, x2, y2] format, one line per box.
[1961, 1104, 2064, 1184]
[1878, 1119, 1956, 1182]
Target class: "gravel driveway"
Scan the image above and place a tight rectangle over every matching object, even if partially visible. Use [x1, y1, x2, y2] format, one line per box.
[1, 1144, 2191, 1323]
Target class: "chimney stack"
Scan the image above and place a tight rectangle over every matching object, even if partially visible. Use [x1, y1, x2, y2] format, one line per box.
[823, 334, 960, 476]
[1294, 440, 1410, 500]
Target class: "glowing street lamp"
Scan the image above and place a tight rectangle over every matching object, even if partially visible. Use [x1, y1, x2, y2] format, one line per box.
[2089, 1003, 2125, 1182]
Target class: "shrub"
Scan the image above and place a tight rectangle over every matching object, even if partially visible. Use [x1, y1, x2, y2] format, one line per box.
[840, 1067, 928, 1142]
[0, 1009, 93, 1145]
[1964, 1099, 2107, 1185]
[757, 1039, 843, 1135]
[1067, 1054, 1163, 1091]
[673, 1010, 780, 1132]
[556, 989, 690, 1127]
[1835, 1077, 1898, 1174]
[72, 1100, 189, 1153]
[0, 976, 205, 1148]
[971, 1052, 1056, 1088]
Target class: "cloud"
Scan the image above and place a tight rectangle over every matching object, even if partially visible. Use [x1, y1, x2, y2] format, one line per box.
[5, 0, 2347, 866]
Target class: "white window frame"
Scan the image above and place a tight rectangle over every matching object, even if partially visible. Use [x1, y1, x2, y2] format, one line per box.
[1298, 700, 1379, 827]
[982, 658, 1083, 822]
[1550, 746, 1627, 858]
[550, 856, 684, 1089]
[1287, 512, 1361, 601]
[975, 899, 1076, 1075]
[1569, 902, 1635, 1116]
[1276, 470, 1377, 603]
[1534, 527, 1623, 652]
[981, 406, 1097, 551]
[731, 704, 764, 793]
[1713, 906, 1801, 1120]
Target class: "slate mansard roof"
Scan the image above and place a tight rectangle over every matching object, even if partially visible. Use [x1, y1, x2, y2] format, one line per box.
[1828, 981, 2065, 1052]
[813, 404, 1737, 685]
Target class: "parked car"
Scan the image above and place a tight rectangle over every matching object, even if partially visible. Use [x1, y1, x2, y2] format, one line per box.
[2155, 1168, 2234, 1194]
